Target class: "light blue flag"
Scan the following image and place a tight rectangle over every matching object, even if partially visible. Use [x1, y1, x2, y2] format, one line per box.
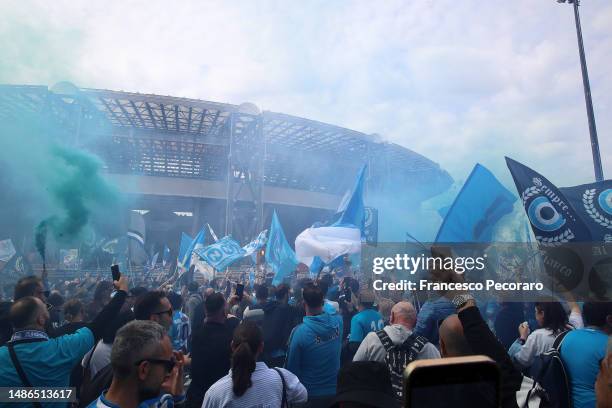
[181, 228, 206, 269]
[309, 256, 325, 277]
[436, 164, 516, 243]
[178, 233, 193, 266]
[194, 236, 246, 271]
[243, 229, 268, 257]
[266, 211, 299, 285]
[332, 164, 367, 236]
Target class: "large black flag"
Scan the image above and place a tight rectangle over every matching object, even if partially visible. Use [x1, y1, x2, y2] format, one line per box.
[505, 157, 592, 245]
[560, 182, 612, 243]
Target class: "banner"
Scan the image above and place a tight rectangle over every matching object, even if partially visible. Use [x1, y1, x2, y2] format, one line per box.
[436, 163, 516, 243]
[1, 253, 31, 278]
[0, 239, 16, 263]
[560, 181, 612, 243]
[194, 236, 246, 271]
[506, 157, 592, 245]
[60, 249, 79, 269]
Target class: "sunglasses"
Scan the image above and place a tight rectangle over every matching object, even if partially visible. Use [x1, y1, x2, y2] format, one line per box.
[135, 357, 176, 373]
[152, 308, 173, 317]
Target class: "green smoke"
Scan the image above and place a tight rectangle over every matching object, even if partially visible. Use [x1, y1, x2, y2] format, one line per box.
[35, 221, 49, 261]
[34, 144, 119, 259]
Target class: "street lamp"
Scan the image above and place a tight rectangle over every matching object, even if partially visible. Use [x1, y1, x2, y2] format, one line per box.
[557, 0, 604, 181]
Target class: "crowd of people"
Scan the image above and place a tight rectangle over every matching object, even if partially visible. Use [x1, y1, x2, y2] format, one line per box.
[0, 264, 610, 408]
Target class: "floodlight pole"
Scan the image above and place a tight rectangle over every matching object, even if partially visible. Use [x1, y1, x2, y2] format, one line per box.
[562, 0, 604, 181]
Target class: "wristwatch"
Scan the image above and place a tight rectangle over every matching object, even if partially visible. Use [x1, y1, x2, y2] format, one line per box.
[451, 294, 474, 310]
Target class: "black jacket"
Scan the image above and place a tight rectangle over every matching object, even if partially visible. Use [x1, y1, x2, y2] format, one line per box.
[186, 317, 240, 408]
[259, 301, 297, 355]
[459, 306, 542, 408]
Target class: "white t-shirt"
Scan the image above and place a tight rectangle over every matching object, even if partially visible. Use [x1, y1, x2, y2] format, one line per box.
[202, 362, 307, 408]
[511, 328, 558, 368]
[510, 312, 583, 369]
[81, 340, 112, 379]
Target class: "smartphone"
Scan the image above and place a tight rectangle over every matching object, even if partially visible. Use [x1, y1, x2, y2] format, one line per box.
[236, 283, 244, 301]
[111, 264, 121, 281]
[404, 356, 500, 408]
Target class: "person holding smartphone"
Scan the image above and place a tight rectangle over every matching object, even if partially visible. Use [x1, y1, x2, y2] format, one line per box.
[425, 247, 543, 408]
[0, 272, 129, 402]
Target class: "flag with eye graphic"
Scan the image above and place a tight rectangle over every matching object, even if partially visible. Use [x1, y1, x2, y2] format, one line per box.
[560, 181, 612, 243]
[505, 157, 592, 246]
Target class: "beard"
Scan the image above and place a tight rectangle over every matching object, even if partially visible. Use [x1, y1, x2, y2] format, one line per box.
[138, 384, 161, 402]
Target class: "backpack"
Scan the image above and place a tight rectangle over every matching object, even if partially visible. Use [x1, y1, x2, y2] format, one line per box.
[529, 330, 571, 408]
[78, 342, 113, 408]
[376, 329, 428, 400]
[78, 363, 113, 408]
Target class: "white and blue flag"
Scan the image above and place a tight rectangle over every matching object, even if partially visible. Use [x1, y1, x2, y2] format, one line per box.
[295, 165, 366, 266]
[181, 228, 206, 269]
[243, 229, 268, 257]
[194, 236, 245, 271]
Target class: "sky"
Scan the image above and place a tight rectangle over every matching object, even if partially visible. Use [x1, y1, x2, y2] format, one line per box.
[1, 0, 611, 189]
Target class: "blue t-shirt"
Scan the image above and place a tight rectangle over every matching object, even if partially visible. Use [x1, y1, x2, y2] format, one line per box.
[559, 328, 608, 408]
[349, 308, 384, 343]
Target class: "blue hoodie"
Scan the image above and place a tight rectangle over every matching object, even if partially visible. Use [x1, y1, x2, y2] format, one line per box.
[285, 311, 342, 397]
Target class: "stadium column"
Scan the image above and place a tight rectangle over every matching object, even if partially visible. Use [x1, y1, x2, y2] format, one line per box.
[224, 110, 265, 244]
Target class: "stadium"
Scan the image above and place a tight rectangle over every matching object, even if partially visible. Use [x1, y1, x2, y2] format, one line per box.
[0, 82, 452, 260]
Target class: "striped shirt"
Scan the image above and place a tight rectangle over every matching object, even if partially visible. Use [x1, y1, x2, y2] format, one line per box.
[203, 362, 307, 408]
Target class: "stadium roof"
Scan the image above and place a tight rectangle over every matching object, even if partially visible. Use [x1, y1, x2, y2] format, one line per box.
[0, 84, 452, 198]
